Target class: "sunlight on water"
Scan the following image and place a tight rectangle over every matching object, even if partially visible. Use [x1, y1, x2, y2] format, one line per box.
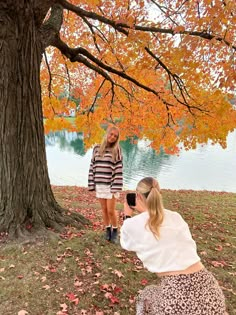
[46, 130, 236, 192]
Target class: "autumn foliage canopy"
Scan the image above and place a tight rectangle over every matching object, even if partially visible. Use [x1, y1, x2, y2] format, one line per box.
[42, 0, 236, 153]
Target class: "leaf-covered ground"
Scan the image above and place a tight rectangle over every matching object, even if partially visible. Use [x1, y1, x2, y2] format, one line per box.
[0, 187, 235, 315]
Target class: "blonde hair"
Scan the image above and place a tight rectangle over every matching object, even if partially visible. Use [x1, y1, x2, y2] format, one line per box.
[136, 177, 164, 238]
[99, 126, 121, 162]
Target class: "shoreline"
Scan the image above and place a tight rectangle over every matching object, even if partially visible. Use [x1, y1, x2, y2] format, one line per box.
[51, 185, 236, 195]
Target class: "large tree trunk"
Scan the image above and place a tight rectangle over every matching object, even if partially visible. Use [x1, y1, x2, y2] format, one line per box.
[0, 1, 88, 239]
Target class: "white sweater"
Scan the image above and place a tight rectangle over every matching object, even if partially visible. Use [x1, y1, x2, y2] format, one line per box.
[120, 209, 200, 273]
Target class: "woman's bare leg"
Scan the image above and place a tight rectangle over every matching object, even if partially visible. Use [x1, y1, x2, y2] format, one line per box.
[99, 198, 112, 241]
[107, 197, 118, 227]
[99, 198, 110, 226]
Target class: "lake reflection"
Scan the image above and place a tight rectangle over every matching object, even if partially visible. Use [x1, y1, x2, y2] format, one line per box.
[45, 130, 236, 192]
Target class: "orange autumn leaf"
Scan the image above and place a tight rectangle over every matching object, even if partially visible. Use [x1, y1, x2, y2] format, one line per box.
[40, 0, 236, 153]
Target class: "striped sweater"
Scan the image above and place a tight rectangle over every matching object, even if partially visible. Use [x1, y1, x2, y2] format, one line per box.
[88, 145, 123, 193]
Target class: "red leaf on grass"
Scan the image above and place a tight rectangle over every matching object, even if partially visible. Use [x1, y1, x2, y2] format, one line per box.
[141, 278, 148, 285]
[114, 286, 122, 294]
[66, 292, 77, 301]
[72, 298, 79, 305]
[210, 260, 227, 267]
[100, 283, 110, 291]
[104, 292, 120, 304]
[110, 295, 120, 304]
[215, 245, 223, 251]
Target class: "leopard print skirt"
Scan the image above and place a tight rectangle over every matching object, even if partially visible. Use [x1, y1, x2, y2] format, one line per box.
[136, 268, 226, 315]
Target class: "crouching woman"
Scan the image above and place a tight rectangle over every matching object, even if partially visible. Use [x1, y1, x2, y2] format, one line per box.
[120, 177, 226, 315]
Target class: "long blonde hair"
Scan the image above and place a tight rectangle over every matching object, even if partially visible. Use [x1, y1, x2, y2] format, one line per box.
[136, 177, 164, 238]
[99, 126, 121, 162]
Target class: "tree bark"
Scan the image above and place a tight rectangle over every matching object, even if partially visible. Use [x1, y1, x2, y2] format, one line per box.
[0, 1, 88, 239]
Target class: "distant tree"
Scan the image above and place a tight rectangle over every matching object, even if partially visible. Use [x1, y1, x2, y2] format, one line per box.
[0, 0, 235, 238]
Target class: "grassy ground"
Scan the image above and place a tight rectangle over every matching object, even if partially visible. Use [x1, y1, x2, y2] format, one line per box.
[0, 187, 235, 315]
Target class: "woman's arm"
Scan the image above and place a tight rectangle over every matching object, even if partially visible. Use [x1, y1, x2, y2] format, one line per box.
[120, 206, 141, 252]
[88, 147, 96, 191]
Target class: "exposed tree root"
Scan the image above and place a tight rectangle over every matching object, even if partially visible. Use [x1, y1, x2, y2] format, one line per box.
[1, 204, 91, 242]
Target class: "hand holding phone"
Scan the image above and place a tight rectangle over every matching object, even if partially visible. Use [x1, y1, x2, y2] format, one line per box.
[126, 192, 147, 213]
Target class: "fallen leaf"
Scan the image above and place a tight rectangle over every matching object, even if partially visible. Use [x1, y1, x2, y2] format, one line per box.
[215, 245, 223, 251]
[104, 292, 120, 304]
[114, 286, 122, 294]
[86, 265, 92, 273]
[41, 276, 47, 282]
[66, 292, 77, 301]
[113, 269, 124, 278]
[72, 297, 79, 305]
[210, 260, 227, 267]
[100, 283, 110, 291]
[74, 280, 83, 287]
[60, 303, 68, 312]
[95, 272, 101, 277]
[104, 292, 111, 299]
[141, 278, 148, 285]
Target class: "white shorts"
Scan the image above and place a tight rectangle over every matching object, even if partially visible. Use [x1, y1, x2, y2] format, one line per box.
[96, 185, 120, 199]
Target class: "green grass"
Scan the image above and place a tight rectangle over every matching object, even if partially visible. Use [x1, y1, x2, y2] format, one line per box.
[43, 117, 76, 125]
[0, 187, 235, 315]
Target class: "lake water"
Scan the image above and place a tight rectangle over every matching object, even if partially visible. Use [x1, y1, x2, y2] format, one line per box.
[45, 130, 236, 192]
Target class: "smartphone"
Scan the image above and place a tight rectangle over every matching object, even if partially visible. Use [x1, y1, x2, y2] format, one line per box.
[126, 193, 136, 207]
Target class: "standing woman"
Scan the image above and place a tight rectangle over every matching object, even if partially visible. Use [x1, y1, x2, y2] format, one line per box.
[88, 126, 123, 244]
[120, 177, 226, 314]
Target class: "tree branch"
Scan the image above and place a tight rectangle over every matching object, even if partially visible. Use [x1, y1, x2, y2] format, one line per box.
[58, 0, 235, 50]
[62, 54, 71, 108]
[52, 36, 167, 102]
[33, 0, 56, 27]
[51, 36, 207, 113]
[145, 47, 193, 107]
[52, 38, 137, 109]
[87, 79, 105, 115]
[55, 0, 234, 111]
[58, 0, 129, 35]
[40, 3, 63, 48]
[43, 52, 52, 98]
[80, 16, 101, 53]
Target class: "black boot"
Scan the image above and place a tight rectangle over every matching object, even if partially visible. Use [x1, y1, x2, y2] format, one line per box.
[105, 226, 112, 241]
[110, 228, 119, 244]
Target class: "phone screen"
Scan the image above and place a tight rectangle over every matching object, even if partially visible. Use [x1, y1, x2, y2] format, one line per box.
[126, 193, 136, 207]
